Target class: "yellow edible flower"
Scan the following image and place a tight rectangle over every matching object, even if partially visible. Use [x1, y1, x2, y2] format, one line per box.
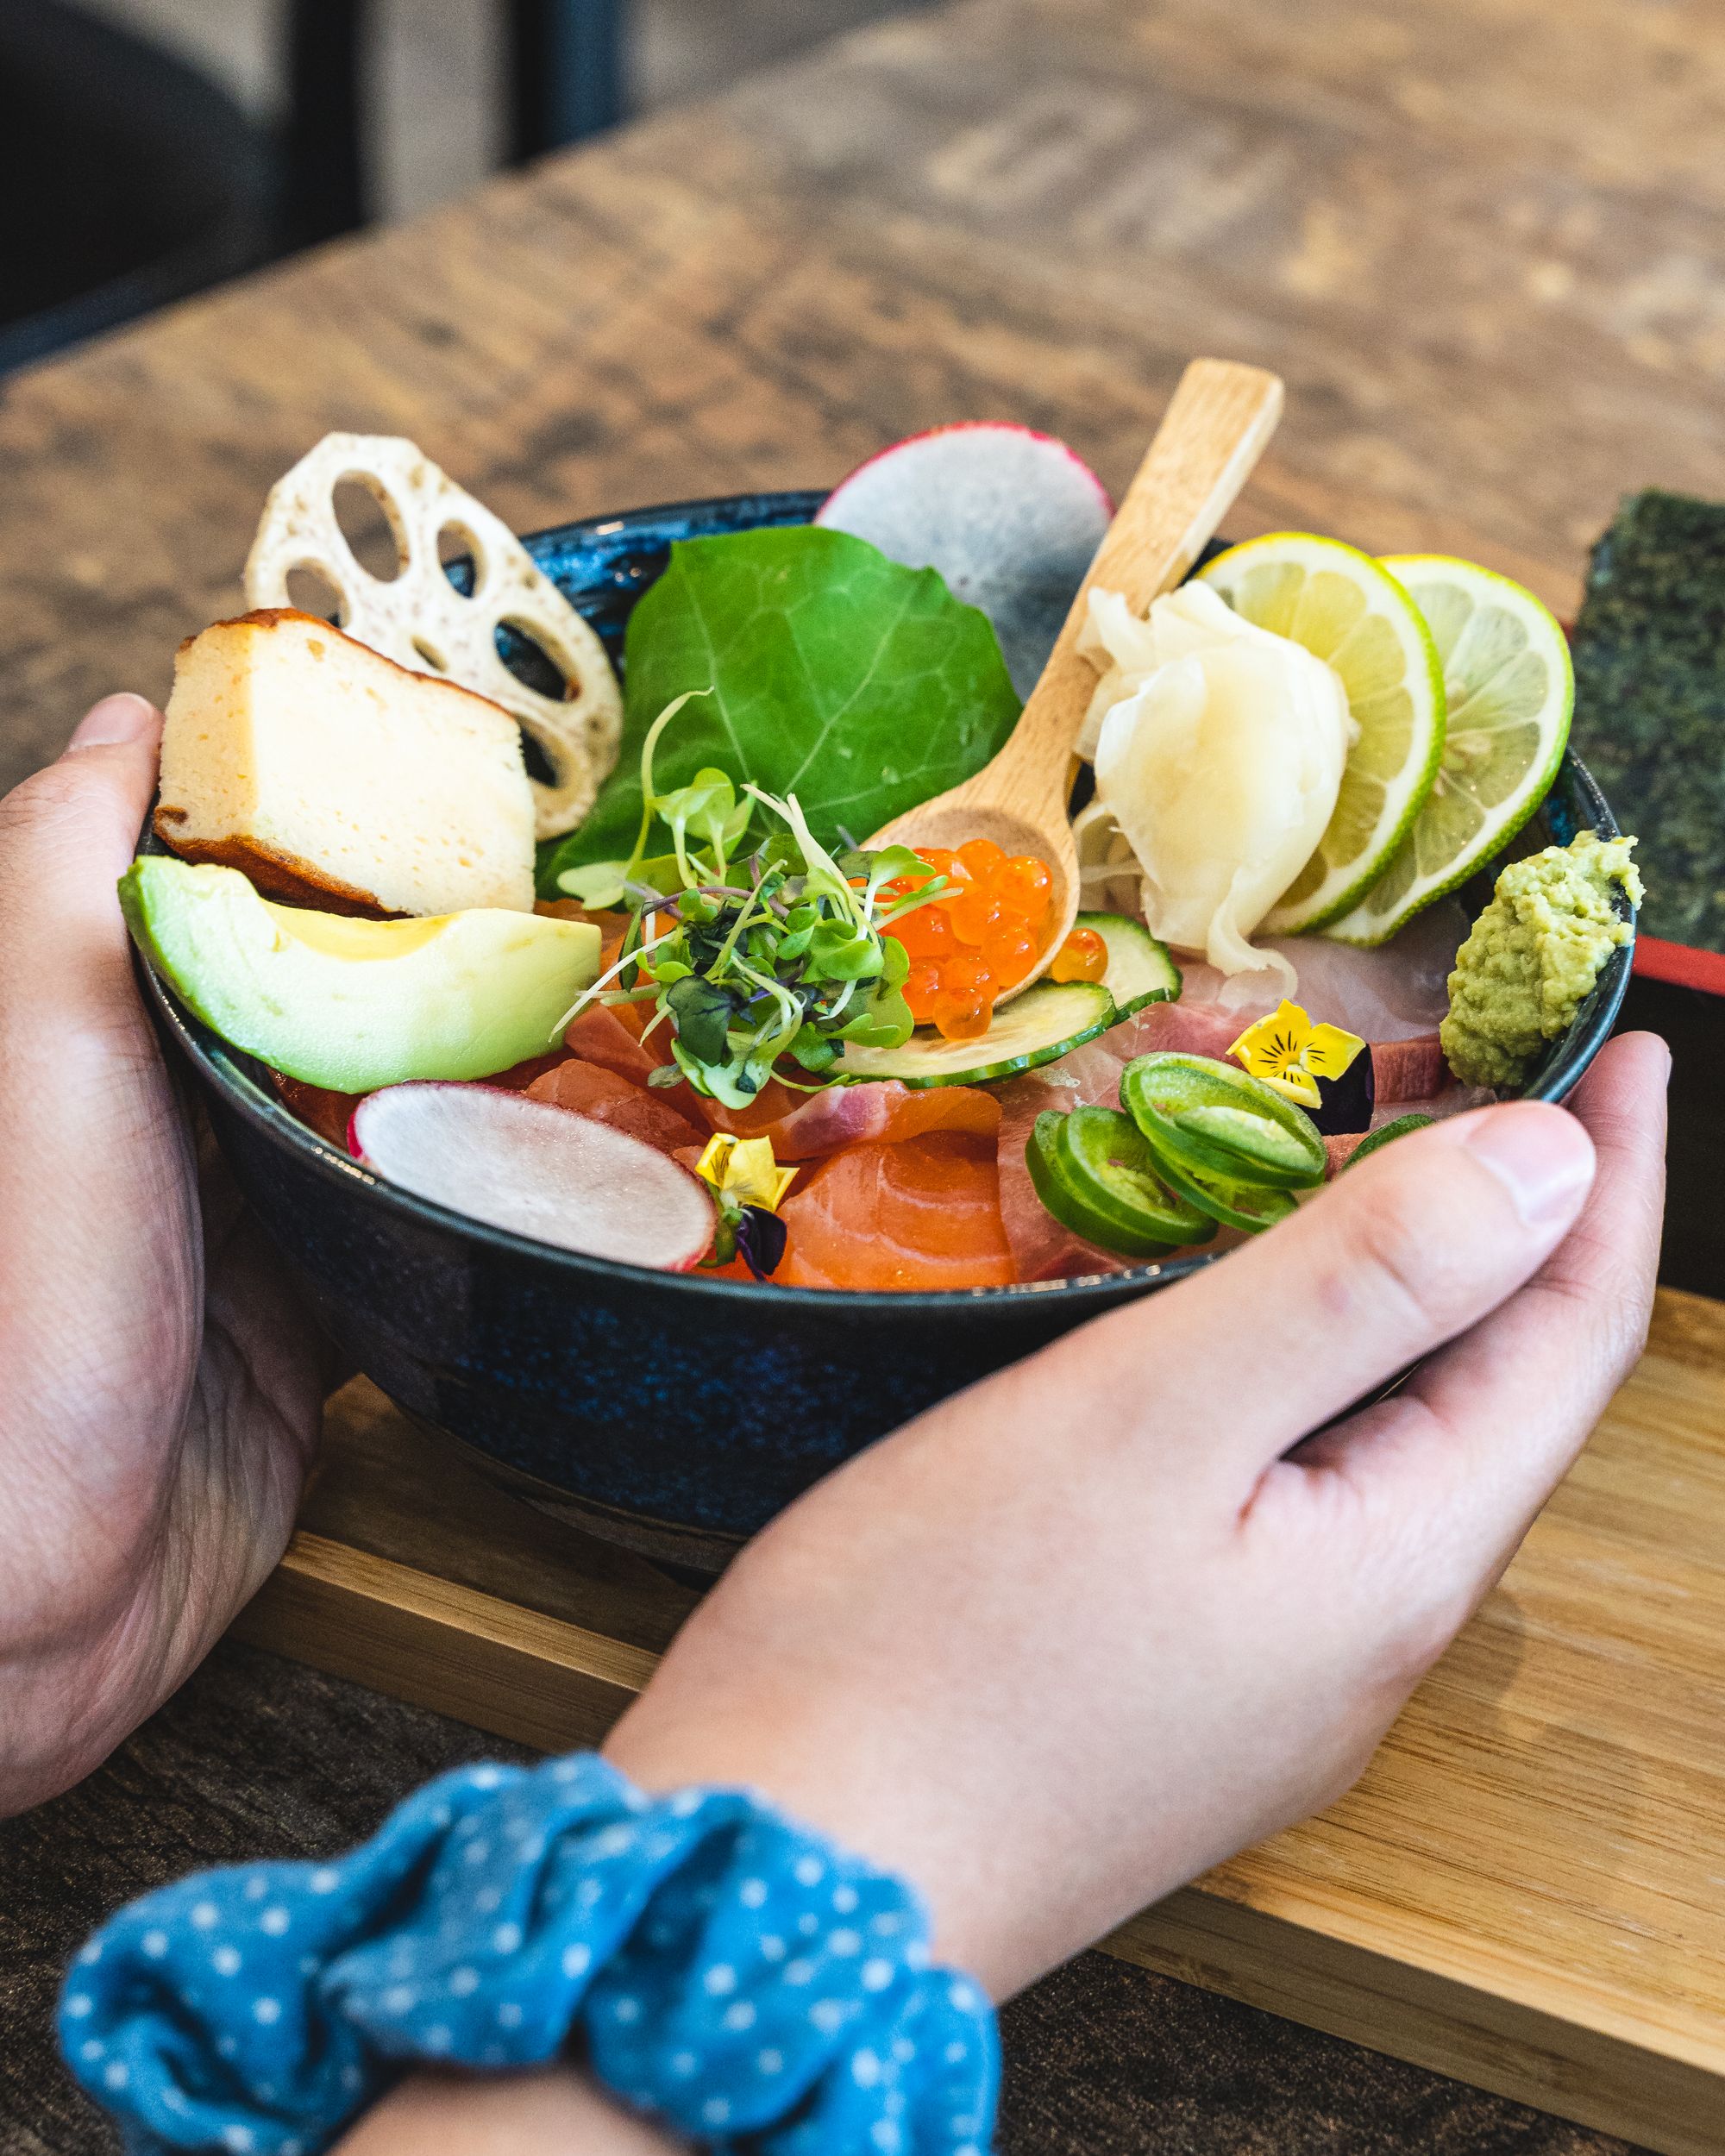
[1227, 1000, 1366, 1108]
[694, 1132, 798, 1213]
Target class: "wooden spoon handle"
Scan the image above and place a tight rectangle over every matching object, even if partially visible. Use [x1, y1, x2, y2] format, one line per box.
[990, 358, 1285, 800]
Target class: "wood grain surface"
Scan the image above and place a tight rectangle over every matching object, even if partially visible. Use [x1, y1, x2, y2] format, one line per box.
[3, 3, 1722, 2150]
[6, 0, 1725, 793]
[235, 1289, 1725, 2156]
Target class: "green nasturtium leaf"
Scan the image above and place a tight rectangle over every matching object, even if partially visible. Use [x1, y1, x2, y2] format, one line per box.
[536, 527, 1021, 893]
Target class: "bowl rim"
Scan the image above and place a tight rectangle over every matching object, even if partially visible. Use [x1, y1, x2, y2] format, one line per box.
[138, 487, 1634, 1313]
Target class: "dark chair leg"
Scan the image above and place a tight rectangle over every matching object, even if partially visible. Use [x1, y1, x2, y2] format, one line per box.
[507, 0, 628, 162]
[284, 0, 370, 247]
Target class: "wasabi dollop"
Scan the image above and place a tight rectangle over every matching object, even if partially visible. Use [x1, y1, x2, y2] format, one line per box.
[1440, 831, 1641, 1089]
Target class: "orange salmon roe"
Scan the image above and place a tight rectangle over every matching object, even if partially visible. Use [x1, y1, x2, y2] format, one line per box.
[886, 846, 1057, 1042]
[1050, 925, 1109, 983]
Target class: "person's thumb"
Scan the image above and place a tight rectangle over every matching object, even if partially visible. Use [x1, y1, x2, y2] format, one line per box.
[1064, 1099, 1598, 1481]
[0, 695, 163, 1012]
[64, 692, 163, 757]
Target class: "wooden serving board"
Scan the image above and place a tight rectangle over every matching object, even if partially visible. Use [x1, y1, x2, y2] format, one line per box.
[230, 1288, 1725, 2156]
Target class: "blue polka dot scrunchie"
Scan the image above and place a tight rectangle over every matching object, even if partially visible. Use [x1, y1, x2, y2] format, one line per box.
[60, 1753, 998, 2156]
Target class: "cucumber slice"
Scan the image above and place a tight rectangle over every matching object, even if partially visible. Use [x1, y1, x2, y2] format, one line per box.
[1026, 1108, 1214, 1259]
[1076, 912, 1181, 1015]
[1120, 1053, 1326, 1191]
[833, 981, 1118, 1088]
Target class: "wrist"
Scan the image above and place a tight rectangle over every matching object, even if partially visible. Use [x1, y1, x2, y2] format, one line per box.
[603, 1600, 1021, 1997]
[335, 2070, 683, 2155]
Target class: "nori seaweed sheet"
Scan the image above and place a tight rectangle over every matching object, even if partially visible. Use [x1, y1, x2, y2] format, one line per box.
[1571, 489, 1725, 951]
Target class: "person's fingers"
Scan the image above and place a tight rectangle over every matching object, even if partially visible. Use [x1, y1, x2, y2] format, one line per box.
[0, 695, 164, 1029]
[1311, 1031, 1667, 1545]
[1034, 1094, 1596, 1480]
[0, 698, 194, 1476]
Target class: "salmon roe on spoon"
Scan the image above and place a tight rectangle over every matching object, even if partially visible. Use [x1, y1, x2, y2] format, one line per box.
[883, 843, 1099, 1043]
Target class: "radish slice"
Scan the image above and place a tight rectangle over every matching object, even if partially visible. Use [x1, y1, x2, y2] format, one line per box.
[350, 1084, 714, 1271]
[816, 423, 1112, 695]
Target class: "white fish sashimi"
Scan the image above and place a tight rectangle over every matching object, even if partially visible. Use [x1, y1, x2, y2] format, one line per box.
[1174, 900, 1466, 1040]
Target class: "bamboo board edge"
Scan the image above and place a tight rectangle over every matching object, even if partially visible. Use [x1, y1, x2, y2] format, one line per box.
[1103, 1893, 1722, 2156]
[231, 1525, 1724, 2156]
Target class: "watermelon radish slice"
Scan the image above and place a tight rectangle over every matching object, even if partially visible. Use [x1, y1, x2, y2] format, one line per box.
[815, 423, 1112, 696]
[350, 1084, 713, 1271]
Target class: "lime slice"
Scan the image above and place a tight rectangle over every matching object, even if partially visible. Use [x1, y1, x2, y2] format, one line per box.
[1197, 534, 1446, 932]
[1322, 556, 1573, 946]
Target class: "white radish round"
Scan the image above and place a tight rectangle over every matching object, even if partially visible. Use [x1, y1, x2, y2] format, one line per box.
[816, 422, 1112, 698]
[350, 1084, 713, 1271]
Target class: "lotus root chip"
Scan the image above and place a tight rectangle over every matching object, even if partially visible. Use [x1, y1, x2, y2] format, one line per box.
[244, 433, 622, 838]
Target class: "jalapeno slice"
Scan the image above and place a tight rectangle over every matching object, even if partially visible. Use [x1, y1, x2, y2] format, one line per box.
[1149, 1141, 1301, 1235]
[1345, 1112, 1436, 1167]
[1026, 1107, 1214, 1259]
[1120, 1052, 1326, 1191]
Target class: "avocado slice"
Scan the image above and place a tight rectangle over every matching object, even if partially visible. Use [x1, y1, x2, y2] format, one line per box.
[121, 856, 602, 1092]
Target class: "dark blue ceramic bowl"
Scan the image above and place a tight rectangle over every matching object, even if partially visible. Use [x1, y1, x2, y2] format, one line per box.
[138, 491, 1634, 1567]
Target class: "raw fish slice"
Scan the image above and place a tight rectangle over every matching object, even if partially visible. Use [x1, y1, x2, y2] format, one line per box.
[274, 1074, 362, 1150]
[527, 1059, 707, 1156]
[1107, 999, 1246, 1063]
[1174, 901, 1465, 1041]
[777, 1131, 1016, 1290]
[486, 1048, 581, 1094]
[754, 1081, 1001, 1160]
[683, 1079, 1002, 1156]
[1372, 1034, 1446, 1104]
[274, 1043, 573, 1151]
[692, 1079, 807, 1142]
[995, 1065, 1138, 1282]
[563, 1001, 664, 1086]
[1390, 1083, 1496, 1122]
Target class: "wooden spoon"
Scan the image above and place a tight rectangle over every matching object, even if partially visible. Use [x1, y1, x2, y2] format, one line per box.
[867, 357, 1285, 1000]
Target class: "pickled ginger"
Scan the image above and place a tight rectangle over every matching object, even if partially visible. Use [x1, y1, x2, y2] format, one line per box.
[1082, 584, 1352, 990]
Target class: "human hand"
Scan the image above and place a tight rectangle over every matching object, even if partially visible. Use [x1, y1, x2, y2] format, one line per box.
[607, 1033, 1667, 1998]
[0, 698, 333, 1812]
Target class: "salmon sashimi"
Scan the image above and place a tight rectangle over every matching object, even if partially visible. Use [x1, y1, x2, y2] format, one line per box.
[562, 1000, 665, 1086]
[693, 1077, 808, 1142]
[527, 1058, 707, 1156]
[484, 1048, 580, 1094]
[771, 1080, 999, 1159]
[694, 1079, 1000, 1160]
[777, 1131, 1017, 1291]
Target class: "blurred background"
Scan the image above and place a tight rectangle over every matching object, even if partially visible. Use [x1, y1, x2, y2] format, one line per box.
[2, 0, 912, 373]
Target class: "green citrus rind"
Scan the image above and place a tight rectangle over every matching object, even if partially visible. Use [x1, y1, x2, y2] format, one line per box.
[1321, 555, 1574, 948]
[1195, 533, 1446, 933]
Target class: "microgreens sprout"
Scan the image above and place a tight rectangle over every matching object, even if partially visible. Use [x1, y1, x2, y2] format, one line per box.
[555, 699, 952, 1105]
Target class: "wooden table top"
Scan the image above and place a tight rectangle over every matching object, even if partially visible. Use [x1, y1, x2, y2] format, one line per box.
[3, 1, 1720, 2148]
[6, 0, 1725, 792]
